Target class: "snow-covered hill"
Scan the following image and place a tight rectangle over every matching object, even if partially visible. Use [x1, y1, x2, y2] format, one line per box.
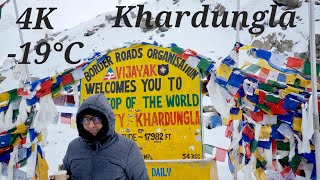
[1, 0, 319, 92]
[1, 0, 320, 179]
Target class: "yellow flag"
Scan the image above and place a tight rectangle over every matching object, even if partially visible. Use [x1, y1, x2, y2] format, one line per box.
[299, 78, 311, 88]
[216, 64, 233, 81]
[51, 75, 57, 84]
[12, 124, 27, 134]
[222, 117, 229, 125]
[293, 117, 302, 132]
[311, 144, 315, 151]
[279, 89, 291, 98]
[254, 168, 266, 180]
[12, 137, 22, 147]
[257, 59, 272, 69]
[36, 153, 49, 180]
[285, 86, 302, 94]
[31, 144, 35, 151]
[254, 89, 260, 95]
[230, 110, 242, 120]
[0, 92, 9, 102]
[239, 45, 253, 50]
[286, 74, 296, 85]
[0, 92, 9, 108]
[259, 126, 271, 140]
[37, 134, 43, 143]
[253, 150, 266, 164]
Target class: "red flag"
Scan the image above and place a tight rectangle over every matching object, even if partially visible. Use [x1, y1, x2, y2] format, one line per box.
[177, 49, 197, 60]
[271, 160, 278, 171]
[243, 124, 254, 140]
[268, 99, 286, 115]
[250, 111, 264, 122]
[286, 57, 303, 68]
[258, 67, 270, 83]
[62, 73, 73, 85]
[258, 90, 266, 104]
[225, 120, 233, 138]
[17, 88, 29, 96]
[272, 140, 277, 155]
[281, 166, 291, 177]
[214, 148, 227, 162]
[245, 144, 252, 158]
[36, 78, 52, 98]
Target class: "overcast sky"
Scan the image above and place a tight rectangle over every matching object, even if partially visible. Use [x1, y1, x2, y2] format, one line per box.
[1, 0, 145, 32]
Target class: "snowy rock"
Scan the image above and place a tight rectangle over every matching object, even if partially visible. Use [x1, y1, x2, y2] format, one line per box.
[105, 14, 117, 22]
[252, 33, 294, 53]
[0, 76, 6, 84]
[298, 34, 320, 61]
[213, 3, 226, 16]
[273, 0, 302, 9]
[36, 38, 48, 45]
[130, 11, 137, 19]
[280, 39, 294, 53]
[0, 58, 15, 71]
[84, 30, 96, 37]
[139, 18, 157, 32]
[98, 23, 106, 28]
[158, 26, 169, 32]
[173, 0, 180, 5]
[59, 35, 69, 43]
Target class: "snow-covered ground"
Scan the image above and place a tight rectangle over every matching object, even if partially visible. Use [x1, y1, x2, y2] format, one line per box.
[1, 0, 320, 179]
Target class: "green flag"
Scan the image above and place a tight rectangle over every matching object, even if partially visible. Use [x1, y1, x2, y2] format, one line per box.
[290, 155, 301, 172]
[171, 46, 184, 54]
[303, 61, 320, 76]
[245, 64, 260, 74]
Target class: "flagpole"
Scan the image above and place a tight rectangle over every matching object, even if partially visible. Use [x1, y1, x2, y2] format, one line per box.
[308, 0, 320, 179]
[236, 0, 240, 44]
[235, 0, 240, 69]
[233, 0, 240, 179]
[12, 0, 31, 82]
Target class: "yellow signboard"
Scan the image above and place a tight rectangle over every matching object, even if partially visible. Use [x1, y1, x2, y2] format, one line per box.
[146, 160, 217, 180]
[80, 44, 202, 160]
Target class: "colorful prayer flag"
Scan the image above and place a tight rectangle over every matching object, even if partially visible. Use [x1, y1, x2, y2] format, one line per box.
[214, 148, 227, 162]
[286, 57, 304, 68]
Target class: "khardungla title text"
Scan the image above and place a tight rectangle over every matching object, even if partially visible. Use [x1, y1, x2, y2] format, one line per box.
[112, 5, 296, 35]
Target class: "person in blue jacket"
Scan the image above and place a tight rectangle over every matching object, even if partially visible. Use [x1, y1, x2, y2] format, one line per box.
[57, 94, 149, 180]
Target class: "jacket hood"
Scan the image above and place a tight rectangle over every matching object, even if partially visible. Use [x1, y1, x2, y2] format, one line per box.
[76, 94, 115, 141]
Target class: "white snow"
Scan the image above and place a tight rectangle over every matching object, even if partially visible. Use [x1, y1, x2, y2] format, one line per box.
[1, 0, 320, 179]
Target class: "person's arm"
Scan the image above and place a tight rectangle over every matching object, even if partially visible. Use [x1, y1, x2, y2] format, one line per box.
[60, 149, 72, 178]
[49, 152, 71, 180]
[125, 143, 149, 180]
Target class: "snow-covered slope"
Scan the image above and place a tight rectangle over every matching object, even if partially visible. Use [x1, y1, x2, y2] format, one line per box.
[1, 0, 320, 179]
[1, 0, 319, 92]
